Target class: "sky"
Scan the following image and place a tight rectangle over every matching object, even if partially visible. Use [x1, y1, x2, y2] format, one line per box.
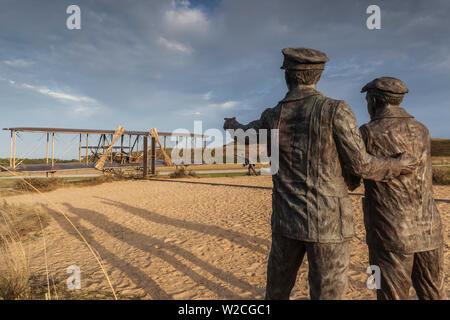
[0, 0, 449, 159]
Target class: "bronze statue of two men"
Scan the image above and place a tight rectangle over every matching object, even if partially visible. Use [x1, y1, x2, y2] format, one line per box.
[223, 47, 445, 300]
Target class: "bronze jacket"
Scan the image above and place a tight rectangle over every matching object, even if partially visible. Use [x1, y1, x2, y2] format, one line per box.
[226, 88, 405, 242]
[360, 106, 443, 253]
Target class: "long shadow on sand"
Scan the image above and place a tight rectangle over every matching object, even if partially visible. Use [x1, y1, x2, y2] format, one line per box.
[45, 206, 172, 299]
[50, 203, 264, 299]
[97, 197, 271, 255]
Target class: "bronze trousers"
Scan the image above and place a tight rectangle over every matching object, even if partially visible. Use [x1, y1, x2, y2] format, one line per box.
[368, 246, 446, 300]
[265, 233, 349, 300]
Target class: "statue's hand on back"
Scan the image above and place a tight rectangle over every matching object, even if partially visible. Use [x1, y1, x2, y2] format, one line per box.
[395, 152, 419, 175]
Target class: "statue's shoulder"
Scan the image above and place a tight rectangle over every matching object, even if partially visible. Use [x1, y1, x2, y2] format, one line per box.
[322, 95, 345, 106]
[359, 122, 370, 131]
[320, 96, 349, 116]
[359, 122, 371, 138]
[261, 105, 279, 119]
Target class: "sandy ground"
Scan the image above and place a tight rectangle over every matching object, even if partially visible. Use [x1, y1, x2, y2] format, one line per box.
[3, 176, 449, 300]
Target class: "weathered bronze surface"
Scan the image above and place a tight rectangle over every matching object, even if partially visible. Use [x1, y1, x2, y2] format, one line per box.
[265, 234, 349, 300]
[369, 246, 445, 300]
[224, 49, 418, 300]
[358, 77, 445, 299]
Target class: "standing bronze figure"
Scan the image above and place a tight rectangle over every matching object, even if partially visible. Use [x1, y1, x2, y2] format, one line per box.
[223, 48, 418, 299]
[357, 77, 445, 300]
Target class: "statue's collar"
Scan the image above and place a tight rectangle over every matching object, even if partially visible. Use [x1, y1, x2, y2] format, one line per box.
[371, 106, 414, 121]
[280, 87, 322, 103]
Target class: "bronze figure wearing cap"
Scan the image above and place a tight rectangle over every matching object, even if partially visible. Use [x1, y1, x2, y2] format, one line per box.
[223, 48, 418, 300]
[354, 77, 445, 300]
[280, 47, 329, 70]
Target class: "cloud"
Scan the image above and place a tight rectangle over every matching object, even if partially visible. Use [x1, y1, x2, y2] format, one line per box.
[179, 99, 240, 117]
[7, 79, 103, 117]
[436, 56, 450, 71]
[203, 91, 212, 100]
[325, 58, 384, 80]
[19, 83, 103, 117]
[174, 0, 191, 9]
[422, 51, 450, 73]
[208, 100, 238, 109]
[3, 59, 34, 68]
[72, 105, 103, 117]
[158, 36, 193, 54]
[20, 83, 97, 104]
[163, 2, 210, 35]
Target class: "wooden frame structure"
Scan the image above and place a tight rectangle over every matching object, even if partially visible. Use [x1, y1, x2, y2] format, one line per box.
[3, 127, 206, 177]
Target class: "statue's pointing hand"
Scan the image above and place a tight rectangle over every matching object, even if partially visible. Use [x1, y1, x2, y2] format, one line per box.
[223, 117, 236, 130]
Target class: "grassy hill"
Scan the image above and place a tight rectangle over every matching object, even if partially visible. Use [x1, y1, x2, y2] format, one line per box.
[0, 158, 77, 167]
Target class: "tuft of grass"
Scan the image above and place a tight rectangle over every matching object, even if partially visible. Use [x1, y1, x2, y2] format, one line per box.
[0, 201, 48, 300]
[0, 202, 50, 242]
[10, 175, 130, 195]
[169, 166, 198, 178]
[74, 174, 125, 187]
[432, 167, 450, 185]
[0, 234, 30, 300]
[13, 178, 65, 193]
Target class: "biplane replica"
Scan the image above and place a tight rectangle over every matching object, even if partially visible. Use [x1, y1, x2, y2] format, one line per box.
[2, 126, 207, 177]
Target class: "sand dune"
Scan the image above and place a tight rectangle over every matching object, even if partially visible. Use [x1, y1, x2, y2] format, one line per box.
[5, 176, 449, 299]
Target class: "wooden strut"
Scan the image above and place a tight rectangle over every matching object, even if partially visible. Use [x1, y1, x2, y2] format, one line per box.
[130, 135, 139, 162]
[94, 126, 126, 170]
[9, 130, 13, 167]
[79, 134, 82, 163]
[128, 134, 132, 163]
[143, 136, 148, 178]
[93, 134, 104, 161]
[149, 128, 173, 166]
[51, 133, 55, 168]
[203, 138, 206, 164]
[110, 134, 113, 164]
[86, 134, 89, 166]
[136, 135, 139, 155]
[120, 135, 124, 164]
[46, 133, 49, 164]
[13, 131, 17, 168]
[151, 136, 156, 175]
[13, 131, 16, 169]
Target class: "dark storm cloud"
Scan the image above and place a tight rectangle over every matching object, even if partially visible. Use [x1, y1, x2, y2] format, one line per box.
[0, 0, 449, 157]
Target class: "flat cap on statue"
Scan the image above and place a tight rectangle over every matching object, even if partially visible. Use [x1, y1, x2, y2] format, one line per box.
[361, 77, 409, 95]
[281, 47, 329, 70]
